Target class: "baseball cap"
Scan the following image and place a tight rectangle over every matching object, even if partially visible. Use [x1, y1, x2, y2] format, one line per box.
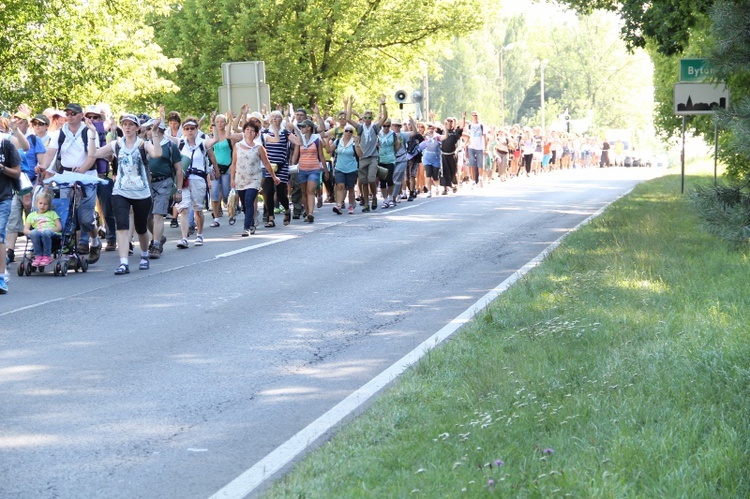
[65, 103, 83, 114]
[119, 113, 140, 125]
[31, 114, 50, 126]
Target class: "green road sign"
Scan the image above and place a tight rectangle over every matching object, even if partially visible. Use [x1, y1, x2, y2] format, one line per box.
[680, 58, 715, 82]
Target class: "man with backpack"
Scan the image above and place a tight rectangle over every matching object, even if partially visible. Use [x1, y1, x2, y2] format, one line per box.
[44, 103, 103, 264]
[144, 119, 183, 258]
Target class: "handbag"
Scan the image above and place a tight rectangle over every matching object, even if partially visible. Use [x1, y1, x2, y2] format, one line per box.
[12, 171, 34, 195]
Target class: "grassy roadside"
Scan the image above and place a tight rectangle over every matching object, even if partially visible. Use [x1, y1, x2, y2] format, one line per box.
[265, 170, 750, 497]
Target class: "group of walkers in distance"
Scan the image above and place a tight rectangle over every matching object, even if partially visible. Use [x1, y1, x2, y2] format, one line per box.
[0, 95, 623, 293]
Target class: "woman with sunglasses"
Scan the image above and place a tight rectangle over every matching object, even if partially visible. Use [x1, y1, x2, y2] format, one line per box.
[328, 124, 361, 214]
[290, 119, 325, 223]
[86, 114, 164, 275]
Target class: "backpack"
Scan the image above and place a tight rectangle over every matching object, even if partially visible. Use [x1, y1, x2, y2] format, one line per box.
[113, 139, 149, 174]
[179, 139, 212, 179]
[54, 126, 90, 173]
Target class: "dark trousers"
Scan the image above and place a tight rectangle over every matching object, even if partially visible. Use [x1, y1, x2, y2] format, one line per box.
[289, 171, 303, 216]
[441, 154, 457, 187]
[96, 177, 116, 243]
[263, 177, 289, 218]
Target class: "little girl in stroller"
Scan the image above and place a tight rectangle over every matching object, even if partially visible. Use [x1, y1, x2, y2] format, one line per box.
[22, 190, 61, 267]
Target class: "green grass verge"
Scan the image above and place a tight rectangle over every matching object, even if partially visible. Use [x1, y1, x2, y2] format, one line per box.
[264, 171, 750, 498]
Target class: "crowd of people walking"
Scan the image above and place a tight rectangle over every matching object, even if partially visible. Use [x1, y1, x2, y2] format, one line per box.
[0, 97, 623, 293]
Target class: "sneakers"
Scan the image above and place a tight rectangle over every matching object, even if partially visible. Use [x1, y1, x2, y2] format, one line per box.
[333, 204, 342, 215]
[427, 191, 432, 198]
[210, 219, 220, 227]
[194, 235, 204, 246]
[31, 255, 43, 267]
[148, 242, 162, 259]
[177, 238, 189, 249]
[114, 263, 130, 275]
[105, 240, 117, 252]
[170, 219, 179, 228]
[347, 205, 354, 214]
[38, 255, 52, 267]
[0, 275, 7, 294]
[371, 199, 377, 211]
[361, 206, 370, 213]
[242, 229, 251, 237]
[88, 243, 102, 264]
[77, 243, 89, 255]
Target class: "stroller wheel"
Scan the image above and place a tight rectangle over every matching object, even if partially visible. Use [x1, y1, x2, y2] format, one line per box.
[81, 258, 89, 273]
[17, 262, 25, 277]
[25, 263, 32, 276]
[54, 263, 60, 276]
[61, 262, 69, 276]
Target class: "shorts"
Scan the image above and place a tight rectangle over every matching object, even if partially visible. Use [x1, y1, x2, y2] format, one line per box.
[112, 195, 152, 234]
[424, 164, 440, 181]
[406, 159, 420, 179]
[334, 170, 358, 189]
[358, 156, 379, 184]
[150, 178, 175, 216]
[297, 169, 321, 184]
[177, 176, 207, 212]
[467, 148, 483, 168]
[6, 193, 24, 233]
[0, 198, 11, 244]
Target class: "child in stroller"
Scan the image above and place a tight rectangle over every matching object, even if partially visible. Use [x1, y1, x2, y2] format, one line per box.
[23, 191, 62, 267]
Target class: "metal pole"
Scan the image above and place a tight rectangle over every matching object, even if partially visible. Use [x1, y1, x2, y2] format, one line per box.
[540, 65, 545, 131]
[499, 47, 504, 126]
[714, 122, 719, 187]
[681, 115, 686, 194]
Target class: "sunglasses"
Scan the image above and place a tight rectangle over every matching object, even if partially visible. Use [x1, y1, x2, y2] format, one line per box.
[344, 129, 353, 133]
[183, 126, 197, 131]
[363, 116, 373, 119]
[65, 112, 80, 117]
[31, 122, 47, 126]
[85, 115, 101, 120]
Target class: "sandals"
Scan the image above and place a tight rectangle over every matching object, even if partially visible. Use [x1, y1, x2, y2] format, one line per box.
[265, 218, 275, 228]
[210, 219, 220, 227]
[283, 211, 291, 226]
[228, 217, 236, 225]
[306, 214, 314, 223]
[114, 263, 130, 275]
[139, 258, 150, 270]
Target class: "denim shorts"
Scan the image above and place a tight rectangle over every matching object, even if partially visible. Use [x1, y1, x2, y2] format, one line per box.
[334, 170, 358, 189]
[0, 198, 11, 244]
[297, 169, 321, 184]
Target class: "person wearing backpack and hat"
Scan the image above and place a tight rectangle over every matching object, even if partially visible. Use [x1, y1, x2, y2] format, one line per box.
[86, 113, 164, 274]
[84, 104, 117, 252]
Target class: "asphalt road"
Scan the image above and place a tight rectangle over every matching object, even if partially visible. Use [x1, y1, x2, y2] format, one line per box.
[0, 166, 665, 498]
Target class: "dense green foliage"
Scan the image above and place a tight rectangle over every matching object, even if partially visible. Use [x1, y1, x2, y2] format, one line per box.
[154, 0, 485, 114]
[0, 0, 178, 113]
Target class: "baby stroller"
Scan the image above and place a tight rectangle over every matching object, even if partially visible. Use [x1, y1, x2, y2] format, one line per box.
[17, 180, 90, 277]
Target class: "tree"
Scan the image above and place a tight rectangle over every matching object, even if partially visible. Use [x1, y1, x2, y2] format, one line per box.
[154, 0, 487, 114]
[557, 0, 715, 56]
[0, 0, 179, 113]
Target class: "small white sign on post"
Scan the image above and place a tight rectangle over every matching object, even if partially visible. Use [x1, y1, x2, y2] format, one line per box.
[674, 82, 729, 115]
